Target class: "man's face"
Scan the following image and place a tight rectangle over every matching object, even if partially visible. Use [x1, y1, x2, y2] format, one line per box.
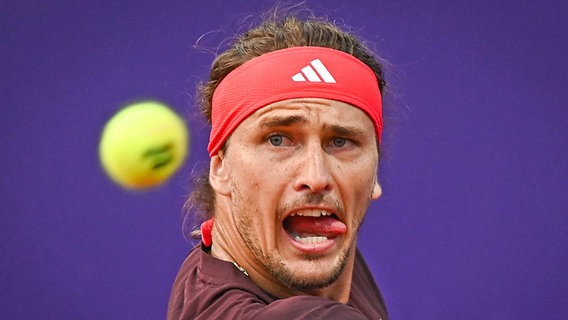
[212, 98, 381, 291]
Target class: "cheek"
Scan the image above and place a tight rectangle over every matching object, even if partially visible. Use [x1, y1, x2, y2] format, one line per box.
[235, 169, 263, 195]
[235, 154, 289, 190]
[344, 154, 377, 180]
[339, 162, 377, 206]
[350, 179, 373, 204]
[229, 159, 278, 214]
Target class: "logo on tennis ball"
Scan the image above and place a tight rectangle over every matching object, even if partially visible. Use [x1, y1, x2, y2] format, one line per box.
[99, 101, 189, 189]
[143, 142, 174, 170]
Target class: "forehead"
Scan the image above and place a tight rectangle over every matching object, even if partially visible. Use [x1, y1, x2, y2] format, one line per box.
[244, 98, 375, 129]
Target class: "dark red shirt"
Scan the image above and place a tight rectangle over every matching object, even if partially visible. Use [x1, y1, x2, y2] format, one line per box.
[168, 244, 388, 319]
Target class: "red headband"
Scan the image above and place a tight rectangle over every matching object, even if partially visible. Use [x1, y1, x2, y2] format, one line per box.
[208, 47, 383, 156]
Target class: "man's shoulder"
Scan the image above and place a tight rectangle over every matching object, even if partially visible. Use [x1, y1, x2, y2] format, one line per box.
[167, 244, 275, 319]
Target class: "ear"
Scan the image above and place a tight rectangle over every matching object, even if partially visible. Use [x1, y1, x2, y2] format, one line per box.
[370, 179, 382, 200]
[209, 154, 231, 196]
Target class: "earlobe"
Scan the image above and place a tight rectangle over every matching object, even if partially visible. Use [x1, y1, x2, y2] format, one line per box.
[371, 180, 382, 200]
[209, 155, 231, 196]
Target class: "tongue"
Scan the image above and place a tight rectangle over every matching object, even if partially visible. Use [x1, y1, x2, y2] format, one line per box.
[284, 215, 346, 237]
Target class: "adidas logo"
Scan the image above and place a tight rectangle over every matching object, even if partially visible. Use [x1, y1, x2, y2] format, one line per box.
[291, 59, 336, 83]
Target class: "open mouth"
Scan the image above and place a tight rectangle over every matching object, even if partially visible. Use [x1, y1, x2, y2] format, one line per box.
[282, 209, 347, 247]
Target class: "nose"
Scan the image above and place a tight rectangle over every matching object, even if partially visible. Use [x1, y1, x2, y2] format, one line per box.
[293, 145, 332, 194]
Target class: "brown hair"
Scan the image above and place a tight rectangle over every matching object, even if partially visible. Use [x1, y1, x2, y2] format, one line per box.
[183, 11, 387, 239]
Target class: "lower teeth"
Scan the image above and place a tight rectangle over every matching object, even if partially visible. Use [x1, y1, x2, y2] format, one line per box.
[294, 235, 328, 244]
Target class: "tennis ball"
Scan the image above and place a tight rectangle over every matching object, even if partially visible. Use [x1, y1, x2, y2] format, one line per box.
[99, 101, 189, 189]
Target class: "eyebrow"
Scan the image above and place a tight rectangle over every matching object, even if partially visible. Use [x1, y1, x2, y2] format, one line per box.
[260, 115, 307, 128]
[327, 124, 366, 137]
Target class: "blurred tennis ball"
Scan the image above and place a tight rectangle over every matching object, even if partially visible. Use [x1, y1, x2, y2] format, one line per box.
[99, 101, 189, 189]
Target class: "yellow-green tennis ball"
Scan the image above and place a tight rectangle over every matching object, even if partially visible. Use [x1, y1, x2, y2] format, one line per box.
[99, 101, 189, 189]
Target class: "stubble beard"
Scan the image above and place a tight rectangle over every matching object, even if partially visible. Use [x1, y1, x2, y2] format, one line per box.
[235, 201, 366, 292]
[270, 242, 353, 290]
[237, 215, 354, 290]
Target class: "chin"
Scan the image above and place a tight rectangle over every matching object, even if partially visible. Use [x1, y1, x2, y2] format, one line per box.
[271, 256, 348, 290]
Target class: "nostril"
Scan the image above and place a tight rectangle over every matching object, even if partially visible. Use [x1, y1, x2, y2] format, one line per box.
[297, 177, 332, 193]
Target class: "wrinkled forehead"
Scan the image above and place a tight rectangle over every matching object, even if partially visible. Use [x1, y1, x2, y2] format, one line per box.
[251, 98, 375, 129]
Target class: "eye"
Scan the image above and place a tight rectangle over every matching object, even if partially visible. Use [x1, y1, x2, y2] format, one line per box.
[268, 134, 284, 147]
[332, 138, 347, 148]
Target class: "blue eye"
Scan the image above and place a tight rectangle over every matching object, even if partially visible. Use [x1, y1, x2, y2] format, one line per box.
[268, 135, 284, 146]
[332, 138, 347, 147]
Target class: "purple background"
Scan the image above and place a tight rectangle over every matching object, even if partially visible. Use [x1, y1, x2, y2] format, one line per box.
[2, 1, 567, 319]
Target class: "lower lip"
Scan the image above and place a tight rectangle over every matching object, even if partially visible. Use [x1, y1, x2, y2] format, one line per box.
[284, 231, 341, 254]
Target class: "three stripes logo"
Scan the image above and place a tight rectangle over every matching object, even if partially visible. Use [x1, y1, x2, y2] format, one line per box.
[291, 59, 336, 83]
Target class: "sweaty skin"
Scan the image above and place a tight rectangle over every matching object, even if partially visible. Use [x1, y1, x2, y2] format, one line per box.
[209, 98, 382, 303]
